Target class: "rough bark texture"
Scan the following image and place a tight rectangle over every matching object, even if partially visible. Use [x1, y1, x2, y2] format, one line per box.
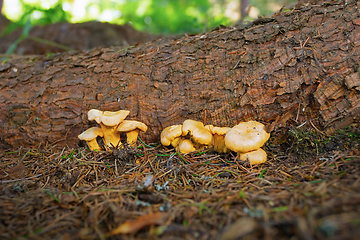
[0, 0, 359, 149]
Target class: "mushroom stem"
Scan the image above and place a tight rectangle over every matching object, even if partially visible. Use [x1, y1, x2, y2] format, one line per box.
[100, 123, 121, 149]
[126, 129, 140, 147]
[78, 127, 104, 151]
[87, 139, 101, 151]
[87, 109, 130, 150]
[213, 134, 228, 153]
[205, 125, 230, 153]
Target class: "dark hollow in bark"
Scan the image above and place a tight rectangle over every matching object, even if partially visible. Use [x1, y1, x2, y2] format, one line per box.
[0, 0, 359, 149]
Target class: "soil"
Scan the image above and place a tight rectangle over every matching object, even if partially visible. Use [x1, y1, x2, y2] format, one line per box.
[1, 124, 359, 240]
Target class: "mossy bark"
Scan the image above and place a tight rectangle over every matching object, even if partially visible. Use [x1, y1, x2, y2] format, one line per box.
[1, 0, 359, 149]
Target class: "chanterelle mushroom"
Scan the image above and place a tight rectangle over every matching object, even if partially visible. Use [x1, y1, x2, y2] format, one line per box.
[225, 121, 270, 164]
[78, 127, 104, 151]
[182, 119, 213, 146]
[177, 139, 196, 154]
[239, 148, 267, 165]
[225, 121, 270, 152]
[117, 120, 148, 147]
[88, 109, 130, 149]
[205, 125, 231, 153]
[160, 125, 183, 148]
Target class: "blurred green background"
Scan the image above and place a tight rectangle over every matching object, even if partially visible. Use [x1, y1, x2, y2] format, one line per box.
[2, 0, 297, 36]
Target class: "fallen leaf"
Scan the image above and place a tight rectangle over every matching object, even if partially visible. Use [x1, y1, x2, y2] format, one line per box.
[106, 212, 167, 236]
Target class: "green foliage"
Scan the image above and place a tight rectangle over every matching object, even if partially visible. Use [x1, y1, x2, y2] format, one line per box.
[5, 17, 31, 54]
[271, 206, 288, 212]
[94, 0, 230, 34]
[2, 0, 297, 36]
[258, 168, 267, 178]
[1, 0, 71, 38]
[3, 0, 229, 35]
[31, 2, 71, 25]
[6, 0, 70, 26]
[134, 0, 228, 34]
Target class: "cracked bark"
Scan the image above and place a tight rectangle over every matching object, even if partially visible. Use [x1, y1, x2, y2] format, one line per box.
[1, 0, 360, 149]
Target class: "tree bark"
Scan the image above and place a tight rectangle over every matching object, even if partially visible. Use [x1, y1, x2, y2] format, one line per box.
[1, 0, 359, 149]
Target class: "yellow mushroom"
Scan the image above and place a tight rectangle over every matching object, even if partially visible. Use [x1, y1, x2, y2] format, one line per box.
[160, 120, 214, 154]
[78, 127, 104, 151]
[160, 125, 183, 148]
[177, 139, 196, 154]
[225, 121, 270, 164]
[88, 109, 130, 149]
[182, 119, 213, 146]
[225, 121, 270, 152]
[205, 125, 231, 153]
[238, 148, 267, 165]
[116, 120, 148, 147]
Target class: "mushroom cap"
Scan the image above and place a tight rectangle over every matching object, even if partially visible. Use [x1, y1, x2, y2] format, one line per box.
[205, 125, 231, 135]
[170, 137, 181, 148]
[225, 121, 270, 153]
[117, 120, 148, 133]
[78, 127, 104, 141]
[160, 125, 183, 146]
[204, 125, 214, 133]
[88, 109, 130, 126]
[239, 148, 267, 165]
[177, 139, 196, 154]
[182, 119, 212, 145]
[88, 109, 103, 123]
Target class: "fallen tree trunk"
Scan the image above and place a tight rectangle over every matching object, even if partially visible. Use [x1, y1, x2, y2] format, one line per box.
[1, 0, 359, 149]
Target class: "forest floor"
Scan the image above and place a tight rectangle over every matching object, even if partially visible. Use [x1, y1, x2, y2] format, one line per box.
[1, 124, 359, 240]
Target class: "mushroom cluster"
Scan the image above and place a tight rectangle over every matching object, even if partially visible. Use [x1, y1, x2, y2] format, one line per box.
[161, 120, 270, 165]
[78, 109, 148, 151]
[161, 119, 213, 154]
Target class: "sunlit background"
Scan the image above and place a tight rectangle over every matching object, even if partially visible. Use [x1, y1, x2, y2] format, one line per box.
[2, 0, 296, 35]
